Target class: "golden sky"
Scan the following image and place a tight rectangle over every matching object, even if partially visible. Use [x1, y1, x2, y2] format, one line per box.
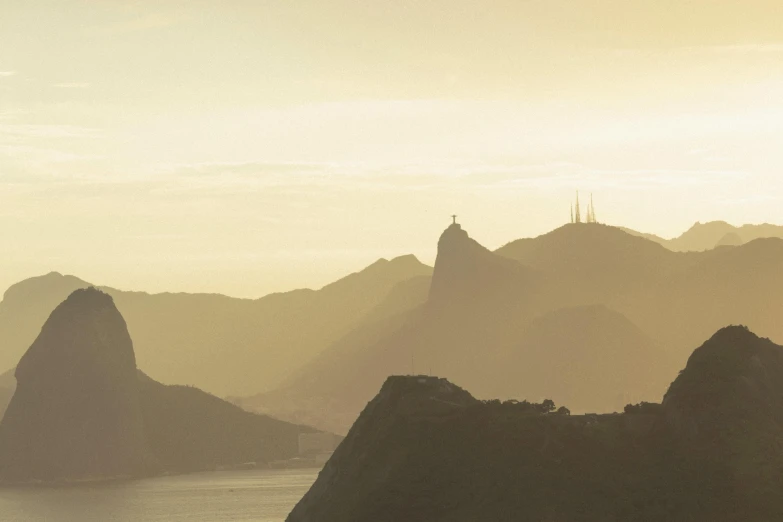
[2, 0, 783, 297]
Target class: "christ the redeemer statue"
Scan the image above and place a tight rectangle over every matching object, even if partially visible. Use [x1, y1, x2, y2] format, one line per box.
[451, 215, 457, 225]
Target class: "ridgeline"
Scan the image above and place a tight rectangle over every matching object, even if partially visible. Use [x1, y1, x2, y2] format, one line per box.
[0, 288, 324, 484]
[288, 326, 783, 522]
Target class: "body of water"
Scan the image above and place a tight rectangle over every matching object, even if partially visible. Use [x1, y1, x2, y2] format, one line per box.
[0, 469, 318, 522]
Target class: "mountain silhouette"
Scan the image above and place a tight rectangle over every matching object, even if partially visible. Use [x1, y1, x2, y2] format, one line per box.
[0, 289, 326, 483]
[496, 223, 689, 307]
[0, 272, 90, 373]
[248, 223, 783, 434]
[0, 288, 157, 482]
[137, 372, 315, 473]
[245, 224, 673, 433]
[232, 276, 432, 435]
[429, 223, 527, 305]
[287, 327, 783, 522]
[8, 222, 783, 438]
[0, 256, 432, 396]
[664, 326, 783, 425]
[621, 221, 783, 252]
[662, 326, 783, 509]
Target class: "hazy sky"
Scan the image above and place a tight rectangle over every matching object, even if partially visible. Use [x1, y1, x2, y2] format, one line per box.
[2, 0, 783, 297]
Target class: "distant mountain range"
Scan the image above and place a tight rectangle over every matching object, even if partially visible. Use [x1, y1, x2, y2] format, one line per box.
[0, 255, 432, 397]
[5, 220, 783, 437]
[241, 222, 783, 434]
[0, 288, 321, 483]
[621, 221, 783, 251]
[287, 326, 783, 522]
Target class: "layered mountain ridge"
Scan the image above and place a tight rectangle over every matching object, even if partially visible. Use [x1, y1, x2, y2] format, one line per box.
[0, 255, 432, 396]
[0, 288, 321, 484]
[243, 222, 783, 434]
[7, 220, 783, 437]
[621, 220, 783, 252]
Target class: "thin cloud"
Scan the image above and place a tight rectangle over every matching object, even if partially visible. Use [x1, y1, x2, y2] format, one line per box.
[0, 71, 16, 78]
[53, 83, 91, 89]
[97, 9, 188, 35]
[697, 43, 783, 54]
[601, 43, 783, 58]
[484, 167, 749, 191]
[0, 123, 100, 140]
[0, 110, 28, 121]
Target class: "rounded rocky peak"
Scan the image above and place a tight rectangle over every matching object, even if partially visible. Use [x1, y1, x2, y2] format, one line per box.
[388, 254, 423, 267]
[61, 286, 115, 308]
[430, 222, 525, 304]
[15, 287, 136, 383]
[438, 223, 469, 245]
[663, 326, 779, 413]
[381, 375, 475, 401]
[698, 325, 764, 354]
[375, 376, 477, 417]
[434, 223, 486, 263]
[660, 326, 783, 466]
[366, 254, 426, 272]
[668, 326, 763, 375]
[0, 288, 153, 482]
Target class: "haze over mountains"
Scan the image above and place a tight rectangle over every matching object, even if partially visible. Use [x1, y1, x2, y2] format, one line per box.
[0, 256, 431, 397]
[622, 221, 783, 252]
[3, 219, 783, 437]
[0, 288, 319, 483]
[288, 326, 783, 522]
[5, 1, 782, 518]
[0, 289, 157, 482]
[242, 221, 783, 433]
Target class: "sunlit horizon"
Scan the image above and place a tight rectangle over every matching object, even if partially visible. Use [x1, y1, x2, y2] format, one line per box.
[2, 0, 782, 297]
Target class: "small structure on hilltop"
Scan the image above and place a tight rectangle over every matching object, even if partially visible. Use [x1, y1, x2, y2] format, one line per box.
[570, 193, 599, 224]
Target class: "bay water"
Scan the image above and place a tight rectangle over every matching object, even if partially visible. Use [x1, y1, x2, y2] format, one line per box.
[0, 468, 318, 521]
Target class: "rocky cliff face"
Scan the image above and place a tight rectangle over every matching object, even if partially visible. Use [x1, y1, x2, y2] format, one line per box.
[0, 288, 157, 482]
[0, 288, 327, 482]
[664, 326, 783, 428]
[428, 223, 526, 306]
[287, 376, 477, 522]
[287, 327, 783, 522]
[662, 326, 783, 510]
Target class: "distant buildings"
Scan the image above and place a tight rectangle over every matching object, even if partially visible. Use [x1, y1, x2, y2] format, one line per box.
[298, 432, 342, 456]
[268, 432, 344, 470]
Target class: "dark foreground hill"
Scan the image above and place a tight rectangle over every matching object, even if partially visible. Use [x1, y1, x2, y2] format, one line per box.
[287, 326, 783, 522]
[0, 255, 431, 396]
[0, 289, 320, 483]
